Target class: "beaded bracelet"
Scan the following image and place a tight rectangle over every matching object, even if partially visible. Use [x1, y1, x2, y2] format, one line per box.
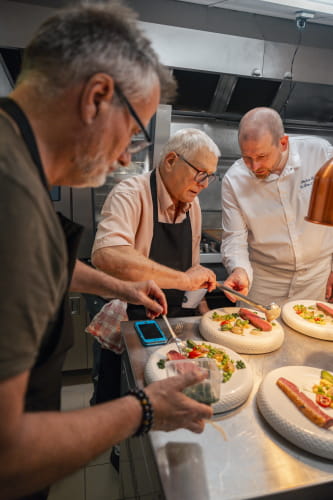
[127, 388, 154, 437]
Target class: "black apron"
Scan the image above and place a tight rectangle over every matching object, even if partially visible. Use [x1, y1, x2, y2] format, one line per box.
[0, 98, 83, 500]
[127, 169, 195, 319]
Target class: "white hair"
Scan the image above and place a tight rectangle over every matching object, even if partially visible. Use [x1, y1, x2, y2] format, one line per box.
[159, 128, 221, 164]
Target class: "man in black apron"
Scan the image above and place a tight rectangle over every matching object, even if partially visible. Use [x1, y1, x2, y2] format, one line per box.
[0, 97, 84, 500]
[0, 93, 165, 500]
[93, 129, 220, 406]
[0, 5, 214, 500]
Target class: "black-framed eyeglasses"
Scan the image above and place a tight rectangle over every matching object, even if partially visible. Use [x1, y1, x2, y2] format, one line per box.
[175, 153, 216, 185]
[115, 84, 152, 154]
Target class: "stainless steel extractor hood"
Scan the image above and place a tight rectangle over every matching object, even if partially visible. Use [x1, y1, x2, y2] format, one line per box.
[140, 20, 333, 127]
[171, 67, 333, 125]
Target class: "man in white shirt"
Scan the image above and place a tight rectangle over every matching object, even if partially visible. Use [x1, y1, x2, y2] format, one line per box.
[221, 107, 333, 306]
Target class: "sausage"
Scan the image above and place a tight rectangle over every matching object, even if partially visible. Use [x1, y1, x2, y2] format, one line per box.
[166, 350, 186, 361]
[239, 308, 272, 331]
[316, 302, 333, 318]
[276, 377, 333, 429]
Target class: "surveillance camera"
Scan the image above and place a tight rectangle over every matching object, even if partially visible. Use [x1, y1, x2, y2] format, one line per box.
[296, 16, 306, 29]
[295, 11, 314, 30]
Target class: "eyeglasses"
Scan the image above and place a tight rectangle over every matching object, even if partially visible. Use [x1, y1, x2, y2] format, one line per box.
[175, 153, 216, 185]
[115, 84, 152, 154]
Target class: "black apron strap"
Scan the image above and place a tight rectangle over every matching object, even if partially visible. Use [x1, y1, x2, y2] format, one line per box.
[150, 168, 190, 224]
[150, 169, 159, 223]
[0, 97, 49, 191]
[56, 212, 84, 282]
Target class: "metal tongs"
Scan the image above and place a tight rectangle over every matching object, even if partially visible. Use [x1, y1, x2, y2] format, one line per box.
[217, 282, 281, 321]
[162, 314, 185, 354]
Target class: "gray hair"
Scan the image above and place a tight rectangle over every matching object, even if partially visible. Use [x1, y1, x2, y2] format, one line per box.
[159, 128, 221, 164]
[17, 0, 176, 104]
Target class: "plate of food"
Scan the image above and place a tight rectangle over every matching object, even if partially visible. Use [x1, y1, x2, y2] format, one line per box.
[257, 366, 333, 459]
[144, 339, 253, 414]
[282, 300, 333, 341]
[199, 307, 285, 354]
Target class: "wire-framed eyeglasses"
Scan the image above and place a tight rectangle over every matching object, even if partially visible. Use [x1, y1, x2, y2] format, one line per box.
[175, 153, 216, 185]
[115, 84, 152, 154]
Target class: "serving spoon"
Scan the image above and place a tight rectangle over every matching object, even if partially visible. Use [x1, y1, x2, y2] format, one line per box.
[216, 282, 281, 321]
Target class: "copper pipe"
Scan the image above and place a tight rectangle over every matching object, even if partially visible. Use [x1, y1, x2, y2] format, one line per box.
[305, 157, 333, 226]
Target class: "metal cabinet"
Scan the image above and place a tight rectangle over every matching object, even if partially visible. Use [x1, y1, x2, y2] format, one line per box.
[119, 350, 164, 499]
[62, 293, 94, 371]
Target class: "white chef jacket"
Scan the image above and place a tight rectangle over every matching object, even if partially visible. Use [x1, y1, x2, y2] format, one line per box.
[221, 135, 333, 304]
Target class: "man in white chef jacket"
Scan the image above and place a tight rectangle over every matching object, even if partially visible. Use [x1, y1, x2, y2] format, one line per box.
[221, 106, 333, 307]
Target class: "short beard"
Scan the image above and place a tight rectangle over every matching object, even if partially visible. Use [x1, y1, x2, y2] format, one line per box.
[75, 150, 110, 188]
[254, 170, 271, 179]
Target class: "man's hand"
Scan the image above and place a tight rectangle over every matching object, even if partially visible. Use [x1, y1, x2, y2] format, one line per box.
[184, 265, 216, 292]
[122, 280, 167, 318]
[145, 370, 213, 434]
[223, 267, 249, 302]
[325, 271, 333, 303]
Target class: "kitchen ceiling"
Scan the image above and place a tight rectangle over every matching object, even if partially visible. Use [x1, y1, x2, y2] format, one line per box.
[8, 0, 68, 6]
[176, 0, 333, 26]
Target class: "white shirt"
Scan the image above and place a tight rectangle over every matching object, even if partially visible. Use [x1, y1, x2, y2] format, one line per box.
[221, 135, 333, 287]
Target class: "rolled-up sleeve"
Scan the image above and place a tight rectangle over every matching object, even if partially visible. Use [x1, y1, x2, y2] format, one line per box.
[92, 175, 153, 258]
[93, 190, 138, 249]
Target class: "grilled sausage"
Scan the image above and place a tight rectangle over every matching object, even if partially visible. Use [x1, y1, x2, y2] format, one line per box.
[276, 377, 333, 429]
[166, 350, 186, 361]
[239, 308, 272, 331]
[316, 302, 333, 318]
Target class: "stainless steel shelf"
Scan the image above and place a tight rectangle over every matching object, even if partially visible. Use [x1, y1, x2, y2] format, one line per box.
[200, 252, 222, 264]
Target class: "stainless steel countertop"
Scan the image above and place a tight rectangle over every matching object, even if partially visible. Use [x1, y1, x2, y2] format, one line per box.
[121, 316, 333, 500]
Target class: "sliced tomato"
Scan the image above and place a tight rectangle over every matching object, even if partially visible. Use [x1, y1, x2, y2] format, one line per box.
[316, 394, 331, 408]
[188, 349, 203, 359]
[220, 320, 230, 325]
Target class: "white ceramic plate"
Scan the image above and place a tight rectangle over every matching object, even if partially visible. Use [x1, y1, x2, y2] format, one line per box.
[199, 307, 284, 354]
[144, 340, 253, 414]
[282, 300, 333, 341]
[257, 365, 333, 460]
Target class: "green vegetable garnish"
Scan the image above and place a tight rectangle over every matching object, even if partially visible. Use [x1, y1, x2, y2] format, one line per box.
[222, 372, 232, 383]
[321, 370, 333, 384]
[157, 359, 166, 369]
[186, 339, 197, 348]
